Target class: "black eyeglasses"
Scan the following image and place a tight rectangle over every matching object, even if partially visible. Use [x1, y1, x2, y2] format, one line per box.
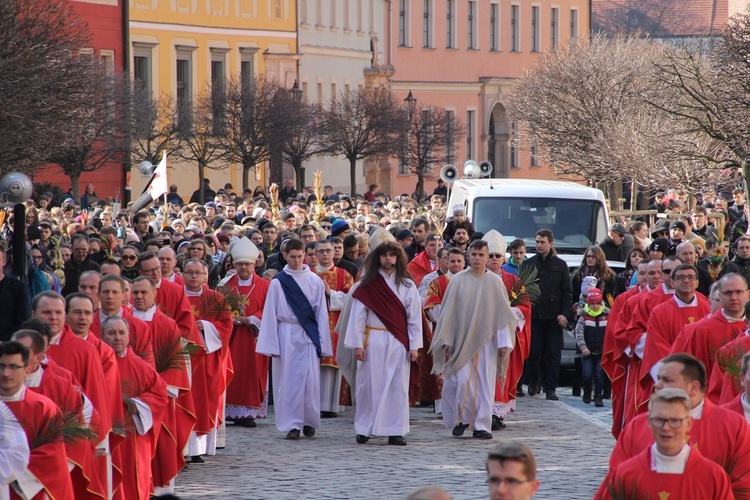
[489, 254, 503, 259]
[121, 255, 136, 261]
[649, 417, 687, 429]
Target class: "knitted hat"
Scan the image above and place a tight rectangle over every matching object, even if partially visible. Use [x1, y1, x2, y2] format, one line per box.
[587, 288, 603, 304]
[331, 219, 349, 237]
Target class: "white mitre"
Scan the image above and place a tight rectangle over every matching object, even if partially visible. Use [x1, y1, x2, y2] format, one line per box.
[483, 229, 508, 255]
[231, 237, 260, 263]
[369, 227, 396, 251]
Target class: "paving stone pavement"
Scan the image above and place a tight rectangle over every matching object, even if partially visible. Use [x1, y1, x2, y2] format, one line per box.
[175, 387, 615, 499]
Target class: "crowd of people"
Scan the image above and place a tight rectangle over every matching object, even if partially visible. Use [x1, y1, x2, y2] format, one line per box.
[2, 178, 750, 499]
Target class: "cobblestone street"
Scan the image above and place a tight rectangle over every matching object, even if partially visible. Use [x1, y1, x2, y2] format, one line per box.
[175, 387, 615, 499]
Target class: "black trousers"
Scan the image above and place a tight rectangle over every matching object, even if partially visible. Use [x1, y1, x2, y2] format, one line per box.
[523, 319, 564, 393]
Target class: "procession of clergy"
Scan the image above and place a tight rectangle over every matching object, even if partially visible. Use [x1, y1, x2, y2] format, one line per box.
[8, 222, 750, 500]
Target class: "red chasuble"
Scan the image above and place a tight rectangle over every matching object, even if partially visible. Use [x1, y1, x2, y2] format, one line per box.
[707, 334, 750, 404]
[187, 286, 234, 433]
[618, 287, 672, 426]
[90, 309, 155, 367]
[671, 311, 747, 383]
[139, 308, 194, 488]
[600, 446, 733, 500]
[28, 365, 105, 499]
[154, 278, 204, 349]
[222, 273, 271, 411]
[422, 274, 453, 401]
[407, 251, 435, 287]
[117, 348, 168, 500]
[7, 389, 75, 500]
[636, 294, 710, 412]
[494, 270, 532, 413]
[723, 392, 747, 418]
[46, 326, 111, 442]
[315, 266, 353, 368]
[600, 398, 750, 499]
[601, 285, 645, 439]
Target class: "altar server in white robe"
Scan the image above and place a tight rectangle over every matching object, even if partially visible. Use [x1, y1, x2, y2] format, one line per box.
[257, 239, 332, 440]
[343, 232, 422, 446]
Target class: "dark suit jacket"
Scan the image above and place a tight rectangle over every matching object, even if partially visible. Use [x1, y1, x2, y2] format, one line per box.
[0, 277, 30, 341]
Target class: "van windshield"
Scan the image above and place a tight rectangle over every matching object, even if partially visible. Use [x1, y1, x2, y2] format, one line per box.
[472, 197, 608, 254]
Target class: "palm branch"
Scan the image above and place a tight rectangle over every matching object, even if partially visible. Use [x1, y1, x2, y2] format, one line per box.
[510, 265, 542, 307]
[201, 285, 245, 321]
[606, 479, 646, 500]
[153, 336, 201, 373]
[30, 410, 98, 449]
[715, 340, 749, 387]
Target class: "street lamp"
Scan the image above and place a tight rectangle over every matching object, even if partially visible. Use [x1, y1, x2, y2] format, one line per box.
[290, 79, 303, 102]
[404, 89, 416, 118]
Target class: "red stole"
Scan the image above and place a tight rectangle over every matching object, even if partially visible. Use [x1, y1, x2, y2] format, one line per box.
[674, 312, 746, 383]
[494, 271, 532, 407]
[353, 273, 410, 350]
[315, 266, 354, 368]
[90, 309, 155, 367]
[407, 251, 435, 286]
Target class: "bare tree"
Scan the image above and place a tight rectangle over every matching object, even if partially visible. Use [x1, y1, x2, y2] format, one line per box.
[650, 13, 750, 194]
[175, 86, 226, 204]
[507, 35, 675, 199]
[0, 0, 99, 175]
[278, 93, 326, 192]
[131, 91, 181, 166]
[592, 0, 702, 39]
[319, 87, 403, 197]
[48, 66, 130, 199]
[399, 104, 464, 200]
[218, 76, 288, 191]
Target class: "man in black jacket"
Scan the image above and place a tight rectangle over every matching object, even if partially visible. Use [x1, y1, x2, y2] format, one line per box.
[62, 234, 101, 296]
[733, 236, 750, 285]
[599, 223, 628, 262]
[521, 229, 573, 401]
[0, 246, 30, 341]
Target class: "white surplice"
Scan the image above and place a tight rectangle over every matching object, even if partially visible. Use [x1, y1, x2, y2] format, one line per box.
[257, 265, 332, 432]
[441, 326, 513, 432]
[345, 270, 423, 437]
[0, 399, 30, 500]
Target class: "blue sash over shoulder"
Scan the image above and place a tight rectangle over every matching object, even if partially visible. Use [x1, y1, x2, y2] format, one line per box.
[275, 270, 322, 357]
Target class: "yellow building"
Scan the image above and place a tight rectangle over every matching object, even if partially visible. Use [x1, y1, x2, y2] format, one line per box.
[128, 0, 298, 198]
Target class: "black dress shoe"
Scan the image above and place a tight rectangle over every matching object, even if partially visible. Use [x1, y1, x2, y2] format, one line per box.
[303, 425, 315, 437]
[190, 455, 205, 464]
[237, 417, 257, 428]
[516, 387, 525, 397]
[594, 397, 604, 408]
[452, 423, 470, 437]
[472, 430, 493, 439]
[356, 434, 370, 444]
[320, 411, 338, 419]
[388, 436, 407, 446]
[286, 429, 301, 440]
[491, 416, 506, 431]
[546, 390, 559, 401]
[572, 387, 582, 397]
[527, 383, 539, 396]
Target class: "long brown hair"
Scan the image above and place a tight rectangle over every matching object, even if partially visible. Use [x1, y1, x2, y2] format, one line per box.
[360, 241, 413, 287]
[574, 246, 615, 282]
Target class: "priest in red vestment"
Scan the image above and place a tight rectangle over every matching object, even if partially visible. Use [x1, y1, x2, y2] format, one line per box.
[13, 329, 105, 499]
[184, 258, 234, 458]
[599, 388, 733, 500]
[600, 259, 653, 439]
[597, 353, 750, 499]
[618, 258, 680, 427]
[101, 316, 168, 500]
[90, 275, 154, 366]
[637, 264, 709, 414]
[221, 237, 271, 427]
[722, 350, 750, 422]
[65, 292, 125, 500]
[484, 230, 531, 430]
[672, 273, 749, 383]
[708, 303, 750, 404]
[131, 276, 193, 495]
[0, 341, 75, 500]
[407, 234, 443, 286]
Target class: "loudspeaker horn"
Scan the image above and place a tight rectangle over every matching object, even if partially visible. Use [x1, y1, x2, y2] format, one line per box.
[463, 160, 480, 179]
[440, 164, 458, 184]
[479, 161, 493, 177]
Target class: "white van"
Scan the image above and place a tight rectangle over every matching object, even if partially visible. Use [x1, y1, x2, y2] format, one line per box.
[447, 178, 610, 268]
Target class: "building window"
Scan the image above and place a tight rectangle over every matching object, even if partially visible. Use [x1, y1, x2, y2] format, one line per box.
[570, 8, 578, 39]
[211, 56, 226, 135]
[446, 0, 456, 48]
[331, 82, 337, 101]
[445, 110, 455, 165]
[490, 3, 499, 51]
[466, 110, 475, 160]
[317, 82, 323, 103]
[511, 5, 520, 52]
[343, 0, 350, 29]
[344, 83, 351, 97]
[551, 7, 559, 49]
[531, 144, 539, 166]
[510, 123, 519, 168]
[316, 0, 323, 25]
[531, 6, 540, 52]
[302, 81, 309, 101]
[357, 0, 363, 31]
[369, 0, 375, 32]
[240, 61, 253, 89]
[274, 0, 281, 18]
[423, 0, 433, 48]
[176, 55, 192, 128]
[330, 0, 337, 27]
[399, 0, 410, 46]
[133, 55, 151, 92]
[467, 1, 477, 50]
[300, 0, 308, 24]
